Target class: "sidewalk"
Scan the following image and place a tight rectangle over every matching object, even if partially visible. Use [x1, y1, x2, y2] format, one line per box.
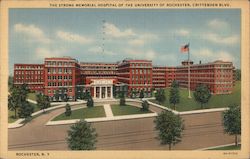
[46, 112, 157, 126]
[103, 104, 114, 118]
[8, 101, 86, 129]
[195, 142, 241, 150]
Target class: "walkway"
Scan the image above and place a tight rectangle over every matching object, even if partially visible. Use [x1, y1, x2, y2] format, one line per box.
[103, 104, 114, 118]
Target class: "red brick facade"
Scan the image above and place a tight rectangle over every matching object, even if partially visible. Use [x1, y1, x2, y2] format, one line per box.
[175, 60, 234, 94]
[13, 64, 44, 92]
[43, 57, 81, 100]
[13, 57, 236, 99]
[117, 59, 153, 95]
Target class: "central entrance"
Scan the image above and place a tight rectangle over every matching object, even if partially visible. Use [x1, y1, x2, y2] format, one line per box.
[91, 79, 113, 99]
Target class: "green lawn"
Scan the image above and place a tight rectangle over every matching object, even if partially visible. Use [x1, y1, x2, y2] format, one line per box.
[111, 104, 152, 116]
[208, 144, 241, 150]
[52, 106, 106, 121]
[27, 92, 37, 101]
[150, 81, 241, 112]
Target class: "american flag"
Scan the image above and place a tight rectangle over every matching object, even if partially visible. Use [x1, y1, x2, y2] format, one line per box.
[180, 44, 189, 53]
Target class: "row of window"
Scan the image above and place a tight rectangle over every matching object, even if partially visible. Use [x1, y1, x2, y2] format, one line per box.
[47, 88, 72, 94]
[15, 71, 43, 75]
[81, 66, 117, 69]
[15, 75, 43, 80]
[47, 68, 72, 74]
[15, 65, 43, 69]
[46, 61, 75, 66]
[15, 79, 43, 83]
[48, 75, 73, 80]
[131, 69, 151, 74]
[48, 82, 72, 86]
[131, 81, 151, 85]
[130, 63, 151, 67]
[82, 71, 116, 74]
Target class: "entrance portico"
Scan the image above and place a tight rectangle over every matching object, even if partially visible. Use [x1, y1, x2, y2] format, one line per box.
[91, 79, 113, 99]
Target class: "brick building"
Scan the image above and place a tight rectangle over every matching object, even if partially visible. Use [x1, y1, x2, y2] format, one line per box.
[13, 57, 236, 100]
[80, 62, 118, 99]
[175, 60, 235, 94]
[43, 57, 81, 100]
[13, 64, 44, 92]
[117, 59, 153, 96]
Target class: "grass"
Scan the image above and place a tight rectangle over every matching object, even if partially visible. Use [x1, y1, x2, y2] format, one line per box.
[150, 81, 241, 112]
[52, 106, 106, 121]
[27, 92, 37, 101]
[111, 104, 152, 116]
[208, 144, 241, 150]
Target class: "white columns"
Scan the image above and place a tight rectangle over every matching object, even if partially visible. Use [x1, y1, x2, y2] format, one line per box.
[94, 86, 96, 99]
[105, 86, 108, 99]
[110, 86, 113, 98]
[92, 85, 113, 99]
[99, 87, 102, 99]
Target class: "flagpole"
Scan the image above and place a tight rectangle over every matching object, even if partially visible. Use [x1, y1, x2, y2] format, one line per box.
[188, 43, 191, 98]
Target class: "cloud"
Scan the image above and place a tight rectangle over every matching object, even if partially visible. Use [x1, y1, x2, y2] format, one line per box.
[104, 22, 136, 38]
[192, 48, 234, 62]
[14, 23, 51, 44]
[128, 33, 158, 46]
[88, 46, 115, 56]
[208, 19, 228, 29]
[56, 30, 93, 44]
[202, 32, 239, 45]
[125, 49, 157, 60]
[174, 29, 190, 36]
[128, 39, 145, 46]
[35, 47, 67, 59]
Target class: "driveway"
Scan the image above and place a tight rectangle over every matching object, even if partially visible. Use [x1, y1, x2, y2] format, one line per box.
[8, 104, 235, 150]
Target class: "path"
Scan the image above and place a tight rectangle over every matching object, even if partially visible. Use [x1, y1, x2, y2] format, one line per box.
[103, 104, 113, 118]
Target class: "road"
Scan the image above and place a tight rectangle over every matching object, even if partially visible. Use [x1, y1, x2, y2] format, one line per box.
[8, 104, 235, 150]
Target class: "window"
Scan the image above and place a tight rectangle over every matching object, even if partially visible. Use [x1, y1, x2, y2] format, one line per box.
[64, 68, 68, 73]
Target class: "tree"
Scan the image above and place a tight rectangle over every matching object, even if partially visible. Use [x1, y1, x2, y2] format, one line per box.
[54, 90, 60, 101]
[8, 75, 13, 89]
[141, 100, 149, 111]
[119, 92, 125, 106]
[139, 89, 144, 100]
[19, 83, 30, 101]
[65, 104, 71, 116]
[87, 96, 94, 107]
[155, 89, 166, 104]
[130, 89, 137, 98]
[235, 69, 241, 81]
[154, 111, 184, 150]
[193, 84, 211, 109]
[67, 120, 97, 150]
[36, 94, 51, 112]
[8, 84, 30, 119]
[169, 80, 180, 110]
[223, 105, 241, 146]
[62, 93, 69, 102]
[18, 101, 34, 119]
[8, 86, 19, 118]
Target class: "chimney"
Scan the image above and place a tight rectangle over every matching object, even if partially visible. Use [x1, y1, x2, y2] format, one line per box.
[199, 60, 201, 64]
